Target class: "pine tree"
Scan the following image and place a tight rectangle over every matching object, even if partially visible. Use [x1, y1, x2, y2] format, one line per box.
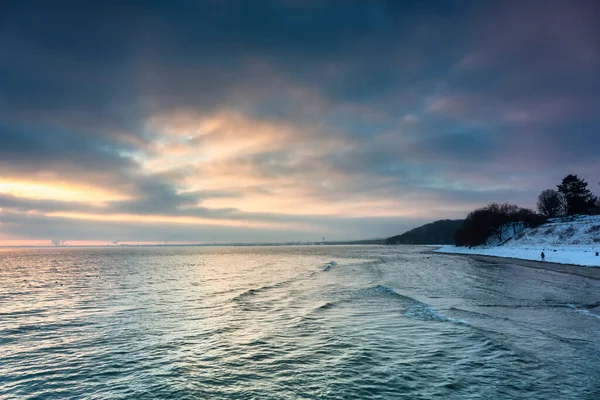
[557, 174, 597, 215]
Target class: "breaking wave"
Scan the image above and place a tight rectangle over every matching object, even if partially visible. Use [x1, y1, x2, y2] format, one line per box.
[321, 261, 337, 271]
[566, 303, 600, 320]
[232, 282, 287, 302]
[312, 285, 467, 325]
[370, 285, 468, 324]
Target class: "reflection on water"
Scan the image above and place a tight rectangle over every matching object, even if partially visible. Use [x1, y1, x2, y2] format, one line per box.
[1, 246, 599, 399]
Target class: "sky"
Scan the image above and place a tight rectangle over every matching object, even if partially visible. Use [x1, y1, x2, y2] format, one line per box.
[1, 0, 599, 245]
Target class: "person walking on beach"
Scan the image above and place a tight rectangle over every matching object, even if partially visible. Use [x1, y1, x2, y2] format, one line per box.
[541, 251, 545, 262]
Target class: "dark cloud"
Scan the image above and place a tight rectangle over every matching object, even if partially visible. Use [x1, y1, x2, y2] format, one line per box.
[0, 124, 135, 177]
[0, 0, 599, 241]
[0, 193, 90, 214]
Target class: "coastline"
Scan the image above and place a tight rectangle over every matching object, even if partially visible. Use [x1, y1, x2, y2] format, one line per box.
[429, 247, 600, 281]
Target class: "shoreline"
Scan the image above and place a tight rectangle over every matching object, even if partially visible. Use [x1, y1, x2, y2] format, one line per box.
[429, 248, 600, 281]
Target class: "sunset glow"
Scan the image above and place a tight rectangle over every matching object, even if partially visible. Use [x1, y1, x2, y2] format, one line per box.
[0, 180, 128, 204]
[1, 0, 598, 246]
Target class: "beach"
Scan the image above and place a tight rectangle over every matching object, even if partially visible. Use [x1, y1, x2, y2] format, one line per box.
[432, 248, 600, 281]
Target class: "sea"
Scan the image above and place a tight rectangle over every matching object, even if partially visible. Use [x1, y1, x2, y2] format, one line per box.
[1, 245, 599, 399]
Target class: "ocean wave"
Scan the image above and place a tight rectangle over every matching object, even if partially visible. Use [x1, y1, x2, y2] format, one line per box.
[313, 285, 468, 326]
[576, 301, 600, 310]
[566, 303, 600, 320]
[317, 301, 337, 310]
[405, 303, 467, 325]
[369, 285, 467, 324]
[232, 285, 278, 302]
[574, 309, 600, 320]
[321, 261, 337, 272]
[232, 271, 315, 302]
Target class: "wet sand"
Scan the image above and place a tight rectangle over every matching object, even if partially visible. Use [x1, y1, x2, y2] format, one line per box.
[431, 249, 600, 281]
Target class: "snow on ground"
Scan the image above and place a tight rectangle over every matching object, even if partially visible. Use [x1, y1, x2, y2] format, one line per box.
[436, 245, 600, 267]
[436, 215, 600, 267]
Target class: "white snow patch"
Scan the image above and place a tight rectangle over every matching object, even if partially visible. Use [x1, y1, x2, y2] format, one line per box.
[436, 215, 600, 267]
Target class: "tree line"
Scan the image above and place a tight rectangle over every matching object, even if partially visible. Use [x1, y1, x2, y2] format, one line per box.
[455, 174, 599, 247]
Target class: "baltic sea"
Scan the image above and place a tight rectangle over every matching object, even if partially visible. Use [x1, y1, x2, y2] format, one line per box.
[1, 246, 599, 399]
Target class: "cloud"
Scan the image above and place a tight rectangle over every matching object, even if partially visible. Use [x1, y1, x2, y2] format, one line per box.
[402, 114, 419, 124]
[0, 0, 599, 242]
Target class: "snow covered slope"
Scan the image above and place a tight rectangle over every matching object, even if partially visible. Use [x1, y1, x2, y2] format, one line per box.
[436, 215, 600, 267]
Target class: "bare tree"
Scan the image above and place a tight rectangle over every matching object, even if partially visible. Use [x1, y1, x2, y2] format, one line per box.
[454, 202, 545, 246]
[537, 189, 566, 218]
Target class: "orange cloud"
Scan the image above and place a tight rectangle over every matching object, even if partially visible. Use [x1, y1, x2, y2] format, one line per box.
[139, 110, 362, 214]
[0, 179, 128, 204]
[45, 211, 314, 230]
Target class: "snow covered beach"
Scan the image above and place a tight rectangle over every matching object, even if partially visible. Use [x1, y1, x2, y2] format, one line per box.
[436, 245, 600, 267]
[436, 215, 600, 267]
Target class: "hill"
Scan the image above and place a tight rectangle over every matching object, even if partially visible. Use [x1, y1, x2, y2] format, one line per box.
[325, 238, 386, 245]
[503, 215, 600, 247]
[386, 219, 464, 245]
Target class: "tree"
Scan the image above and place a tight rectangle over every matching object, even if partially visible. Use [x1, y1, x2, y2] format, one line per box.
[536, 189, 566, 218]
[454, 208, 501, 247]
[487, 202, 519, 238]
[557, 174, 598, 215]
[454, 203, 546, 247]
[590, 198, 600, 216]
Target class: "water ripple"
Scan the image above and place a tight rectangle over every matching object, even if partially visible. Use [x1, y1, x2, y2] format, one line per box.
[0, 246, 598, 399]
